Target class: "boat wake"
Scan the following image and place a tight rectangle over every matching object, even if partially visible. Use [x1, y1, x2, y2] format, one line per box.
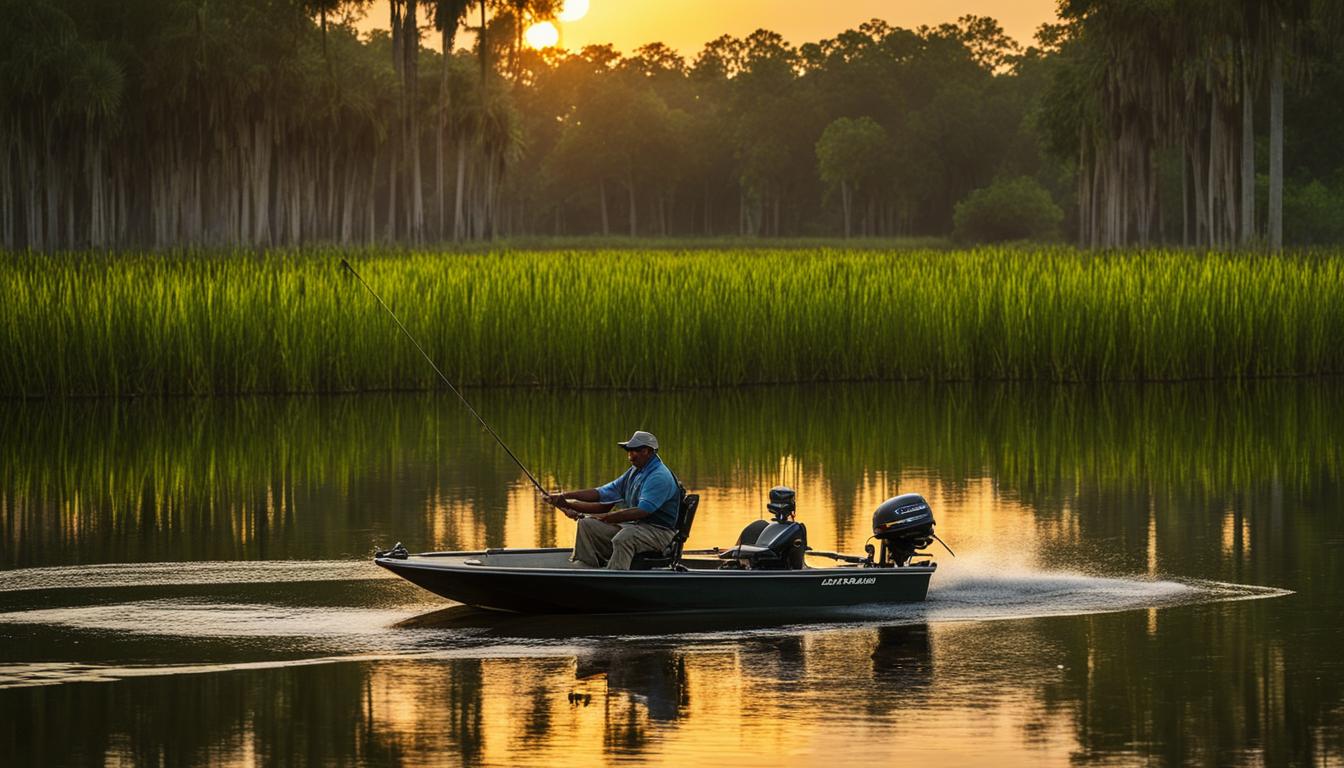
[0, 557, 1290, 690]
[0, 559, 394, 593]
[786, 563, 1291, 627]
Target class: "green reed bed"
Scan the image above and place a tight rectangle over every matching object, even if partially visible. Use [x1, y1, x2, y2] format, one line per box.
[2, 247, 1343, 396]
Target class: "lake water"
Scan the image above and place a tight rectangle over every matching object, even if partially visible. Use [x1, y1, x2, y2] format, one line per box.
[1, 383, 1340, 766]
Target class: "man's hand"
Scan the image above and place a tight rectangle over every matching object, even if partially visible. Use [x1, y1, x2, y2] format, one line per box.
[545, 492, 584, 521]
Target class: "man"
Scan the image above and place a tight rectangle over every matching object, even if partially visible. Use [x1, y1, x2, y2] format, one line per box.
[543, 430, 680, 570]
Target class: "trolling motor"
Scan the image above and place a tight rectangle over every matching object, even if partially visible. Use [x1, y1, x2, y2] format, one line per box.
[374, 542, 409, 560]
[871, 493, 938, 566]
[718, 486, 809, 569]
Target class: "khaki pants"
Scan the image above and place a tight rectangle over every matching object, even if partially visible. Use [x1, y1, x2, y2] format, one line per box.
[573, 518, 676, 570]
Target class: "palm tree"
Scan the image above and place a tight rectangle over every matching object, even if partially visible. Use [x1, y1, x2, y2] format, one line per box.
[433, 0, 474, 239]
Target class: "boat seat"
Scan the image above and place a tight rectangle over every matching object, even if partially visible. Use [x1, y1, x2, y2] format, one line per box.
[629, 492, 699, 570]
[723, 544, 773, 556]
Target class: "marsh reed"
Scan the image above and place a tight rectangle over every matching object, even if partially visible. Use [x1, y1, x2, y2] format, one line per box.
[2, 247, 1342, 396]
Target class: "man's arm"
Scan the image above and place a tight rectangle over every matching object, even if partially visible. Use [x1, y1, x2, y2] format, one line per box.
[564, 499, 617, 515]
[547, 488, 600, 504]
[594, 507, 651, 524]
[543, 488, 616, 518]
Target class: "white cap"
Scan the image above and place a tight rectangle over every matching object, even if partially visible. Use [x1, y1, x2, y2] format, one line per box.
[618, 430, 659, 450]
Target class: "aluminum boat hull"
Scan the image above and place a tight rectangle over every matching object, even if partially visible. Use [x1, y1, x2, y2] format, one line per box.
[375, 548, 934, 614]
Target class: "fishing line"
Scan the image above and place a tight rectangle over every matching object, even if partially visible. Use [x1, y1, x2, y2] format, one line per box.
[340, 259, 547, 497]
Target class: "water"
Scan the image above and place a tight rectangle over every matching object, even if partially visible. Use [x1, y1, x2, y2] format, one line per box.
[1, 383, 1340, 766]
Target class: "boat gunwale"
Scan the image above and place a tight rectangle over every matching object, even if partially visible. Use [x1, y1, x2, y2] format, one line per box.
[375, 550, 937, 578]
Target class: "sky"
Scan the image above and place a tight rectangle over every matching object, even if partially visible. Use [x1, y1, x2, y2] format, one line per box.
[355, 0, 1062, 55]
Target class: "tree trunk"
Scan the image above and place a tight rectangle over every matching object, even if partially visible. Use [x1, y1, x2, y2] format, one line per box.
[599, 179, 609, 235]
[454, 136, 467, 241]
[1207, 89, 1219, 248]
[437, 38, 448, 240]
[478, 0, 488, 82]
[703, 180, 711, 235]
[1240, 56, 1255, 247]
[1191, 134, 1208, 247]
[1268, 44, 1284, 250]
[1, 134, 12, 249]
[841, 179, 851, 238]
[405, 0, 424, 243]
[1181, 144, 1189, 247]
[626, 174, 637, 237]
[1077, 136, 1090, 248]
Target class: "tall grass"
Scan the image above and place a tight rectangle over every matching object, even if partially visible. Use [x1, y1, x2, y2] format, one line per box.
[2, 246, 1343, 395]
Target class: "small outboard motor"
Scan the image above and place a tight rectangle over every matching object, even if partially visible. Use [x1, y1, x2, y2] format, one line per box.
[766, 486, 796, 521]
[720, 486, 808, 569]
[872, 493, 935, 566]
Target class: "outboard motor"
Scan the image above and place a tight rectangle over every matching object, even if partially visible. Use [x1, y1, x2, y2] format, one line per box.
[872, 493, 935, 566]
[720, 486, 808, 569]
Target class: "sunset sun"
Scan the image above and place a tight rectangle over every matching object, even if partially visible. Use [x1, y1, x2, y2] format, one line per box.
[557, 0, 589, 22]
[524, 20, 560, 49]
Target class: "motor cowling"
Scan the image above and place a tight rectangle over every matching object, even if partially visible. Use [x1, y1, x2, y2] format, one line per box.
[766, 486, 796, 521]
[872, 493, 935, 566]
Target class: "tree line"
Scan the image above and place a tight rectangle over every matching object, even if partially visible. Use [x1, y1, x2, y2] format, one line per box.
[2, 0, 1342, 251]
[1047, 0, 1344, 249]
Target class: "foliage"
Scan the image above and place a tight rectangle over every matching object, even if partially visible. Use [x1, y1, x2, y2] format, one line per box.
[0, 3, 1045, 249]
[3, 246, 1344, 396]
[815, 117, 890, 237]
[1284, 180, 1344, 245]
[952, 177, 1063, 243]
[4, 3, 1343, 249]
[1045, 0, 1344, 249]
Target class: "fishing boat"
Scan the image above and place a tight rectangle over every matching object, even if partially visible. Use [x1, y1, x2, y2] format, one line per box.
[375, 488, 944, 614]
[345, 261, 943, 615]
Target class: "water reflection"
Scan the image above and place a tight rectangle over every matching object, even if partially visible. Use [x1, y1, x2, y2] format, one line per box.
[0, 382, 1341, 765]
[3, 382, 1341, 572]
[4, 616, 1336, 767]
[871, 624, 934, 692]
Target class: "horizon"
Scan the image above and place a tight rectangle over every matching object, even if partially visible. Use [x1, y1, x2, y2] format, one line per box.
[354, 0, 1060, 54]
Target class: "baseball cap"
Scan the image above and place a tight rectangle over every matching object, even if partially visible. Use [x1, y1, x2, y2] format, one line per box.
[618, 430, 659, 450]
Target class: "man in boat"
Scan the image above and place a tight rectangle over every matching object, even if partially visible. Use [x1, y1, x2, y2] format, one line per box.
[542, 431, 680, 569]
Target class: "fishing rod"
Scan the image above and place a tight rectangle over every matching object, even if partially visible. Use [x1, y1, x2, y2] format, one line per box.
[339, 259, 548, 497]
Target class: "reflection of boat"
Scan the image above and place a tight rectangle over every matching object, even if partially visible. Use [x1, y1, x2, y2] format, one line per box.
[576, 648, 688, 721]
[376, 489, 941, 614]
[871, 624, 934, 691]
[393, 604, 903, 636]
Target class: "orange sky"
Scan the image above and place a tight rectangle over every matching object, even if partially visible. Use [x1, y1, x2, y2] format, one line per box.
[357, 0, 1061, 55]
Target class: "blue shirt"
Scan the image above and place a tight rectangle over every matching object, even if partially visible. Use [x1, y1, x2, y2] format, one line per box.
[596, 454, 680, 529]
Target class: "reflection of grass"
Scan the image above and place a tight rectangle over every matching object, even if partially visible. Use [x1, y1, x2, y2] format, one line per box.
[1, 382, 1340, 567]
[3, 248, 1343, 396]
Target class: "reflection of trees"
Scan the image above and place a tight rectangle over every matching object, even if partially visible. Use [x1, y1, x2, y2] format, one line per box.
[1, 380, 1341, 763]
[5, 382, 1340, 568]
[0, 619, 1339, 765]
[0, 662, 404, 766]
[1031, 603, 1339, 768]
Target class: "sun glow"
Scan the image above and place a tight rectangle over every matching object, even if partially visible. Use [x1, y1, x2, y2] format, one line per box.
[524, 21, 560, 49]
[557, 0, 590, 22]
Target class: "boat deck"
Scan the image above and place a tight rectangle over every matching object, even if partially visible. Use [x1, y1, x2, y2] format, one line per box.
[396, 547, 887, 573]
